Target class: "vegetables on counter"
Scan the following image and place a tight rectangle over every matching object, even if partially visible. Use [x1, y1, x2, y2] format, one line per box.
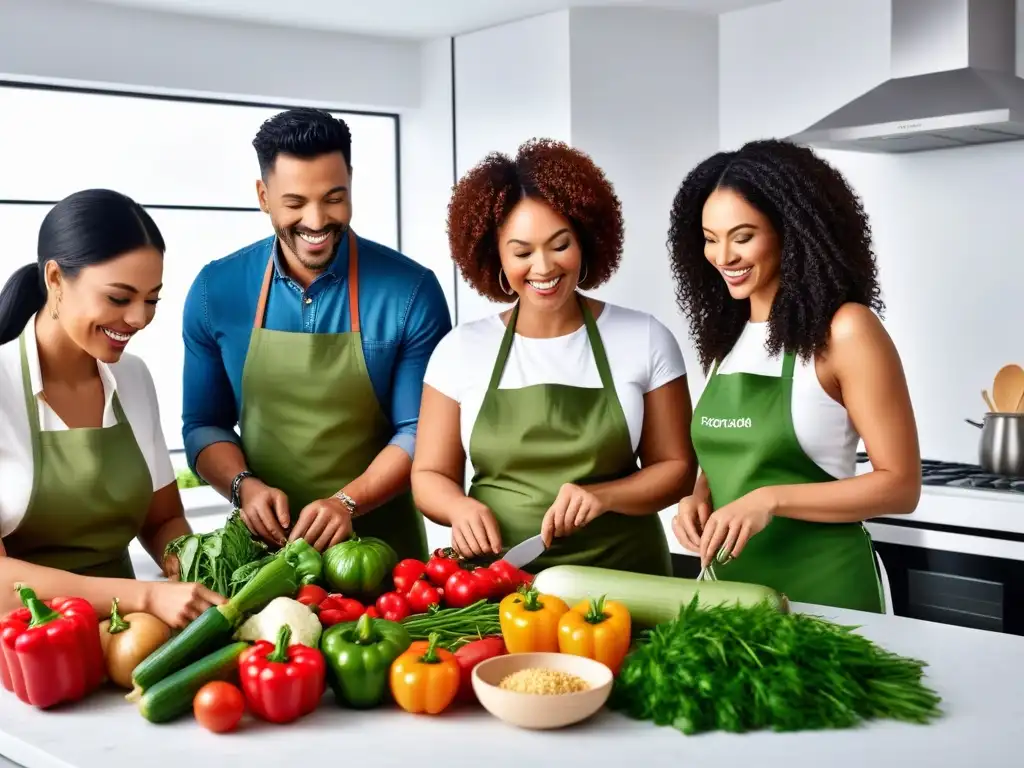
[323, 536, 398, 599]
[235, 597, 322, 648]
[532, 565, 788, 627]
[557, 595, 631, 674]
[193, 681, 245, 733]
[499, 587, 569, 653]
[454, 636, 506, 703]
[400, 600, 501, 650]
[164, 510, 268, 596]
[99, 599, 171, 689]
[239, 625, 326, 724]
[131, 540, 313, 698]
[137, 641, 249, 723]
[389, 633, 460, 715]
[320, 613, 412, 709]
[0, 586, 105, 709]
[609, 597, 943, 734]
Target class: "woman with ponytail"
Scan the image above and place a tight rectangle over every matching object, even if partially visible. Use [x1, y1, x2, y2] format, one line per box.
[0, 189, 224, 627]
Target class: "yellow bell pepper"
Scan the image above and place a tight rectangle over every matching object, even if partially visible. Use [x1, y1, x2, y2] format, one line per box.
[499, 587, 569, 653]
[557, 595, 631, 673]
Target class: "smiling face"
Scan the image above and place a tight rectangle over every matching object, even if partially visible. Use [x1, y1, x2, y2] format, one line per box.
[44, 246, 164, 364]
[257, 151, 352, 279]
[497, 197, 582, 313]
[702, 186, 781, 309]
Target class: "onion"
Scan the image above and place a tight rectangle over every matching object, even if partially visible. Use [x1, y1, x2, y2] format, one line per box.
[98, 598, 171, 689]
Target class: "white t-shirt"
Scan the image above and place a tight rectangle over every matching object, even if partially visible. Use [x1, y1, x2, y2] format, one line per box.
[710, 321, 859, 480]
[0, 314, 176, 538]
[423, 303, 688, 462]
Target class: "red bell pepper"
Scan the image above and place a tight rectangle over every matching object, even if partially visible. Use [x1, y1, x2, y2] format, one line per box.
[296, 584, 328, 608]
[444, 570, 481, 608]
[239, 624, 326, 724]
[424, 548, 462, 586]
[454, 636, 507, 703]
[318, 595, 366, 627]
[392, 559, 426, 593]
[375, 591, 411, 622]
[406, 579, 443, 613]
[0, 585, 104, 709]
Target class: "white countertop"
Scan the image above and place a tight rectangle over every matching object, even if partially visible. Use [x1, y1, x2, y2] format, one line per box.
[1, 600, 1020, 768]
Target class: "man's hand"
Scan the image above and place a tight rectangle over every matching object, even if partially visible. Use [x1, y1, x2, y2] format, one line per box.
[239, 478, 290, 547]
[289, 497, 353, 551]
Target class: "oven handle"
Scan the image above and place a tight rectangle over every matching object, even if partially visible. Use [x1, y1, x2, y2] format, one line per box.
[866, 523, 1024, 562]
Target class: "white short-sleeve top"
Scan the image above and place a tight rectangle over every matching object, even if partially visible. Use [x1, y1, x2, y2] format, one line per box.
[423, 302, 688, 464]
[0, 314, 176, 537]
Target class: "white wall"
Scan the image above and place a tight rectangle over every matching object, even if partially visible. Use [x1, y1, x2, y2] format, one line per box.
[721, 0, 1024, 464]
[451, 7, 719, 393]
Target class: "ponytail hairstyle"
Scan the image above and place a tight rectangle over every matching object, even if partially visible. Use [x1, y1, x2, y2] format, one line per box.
[0, 190, 165, 345]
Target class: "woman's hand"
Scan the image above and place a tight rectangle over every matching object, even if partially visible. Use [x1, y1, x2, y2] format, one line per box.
[144, 581, 226, 629]
[541, 483, 606, 547]
[672, 494, 711, 553]
[699, 487, 774, 568]
[450, 499, 502, 557]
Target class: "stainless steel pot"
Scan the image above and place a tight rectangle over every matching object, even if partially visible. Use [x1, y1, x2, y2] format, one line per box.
[964, 413, 1024, 477]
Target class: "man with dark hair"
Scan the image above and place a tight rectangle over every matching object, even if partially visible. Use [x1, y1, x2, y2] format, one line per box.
[181, 107, 451, 558]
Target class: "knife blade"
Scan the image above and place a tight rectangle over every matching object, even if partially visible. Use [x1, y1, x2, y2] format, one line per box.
[499, 534, 546, 569]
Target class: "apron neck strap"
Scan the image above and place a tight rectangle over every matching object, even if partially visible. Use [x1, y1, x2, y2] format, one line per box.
[781, 351, 796, 379]
[253, 230, 360, 332]
[18, 332, 41, 436]
[486, 293, 615, 393]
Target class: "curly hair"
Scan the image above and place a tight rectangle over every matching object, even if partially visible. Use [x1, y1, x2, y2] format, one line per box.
[667, 138, 884, 371]
[447, 138, 624, 303]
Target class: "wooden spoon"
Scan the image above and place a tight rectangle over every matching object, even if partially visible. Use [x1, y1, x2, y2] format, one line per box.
[993, 364, 1024, 413]
[983, 390, 997, 413]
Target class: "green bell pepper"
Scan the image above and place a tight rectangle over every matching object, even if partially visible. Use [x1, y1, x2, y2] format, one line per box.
[320, 613, 411, 708]
[286, 539, 323, 586]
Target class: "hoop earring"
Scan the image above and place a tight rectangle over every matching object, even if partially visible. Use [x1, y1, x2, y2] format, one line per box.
[579, 261, 589, 285]
[498, 269, 514, 296]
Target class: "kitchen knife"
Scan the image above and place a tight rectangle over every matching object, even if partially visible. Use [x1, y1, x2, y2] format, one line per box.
[499, 534, 546, 570]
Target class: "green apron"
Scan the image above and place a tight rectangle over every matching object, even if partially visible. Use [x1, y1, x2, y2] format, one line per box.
[238, 231, 427, 561]
[2, 331, 153, 578]
[691, 348, 884, 612]
[467, 296, 671, 576]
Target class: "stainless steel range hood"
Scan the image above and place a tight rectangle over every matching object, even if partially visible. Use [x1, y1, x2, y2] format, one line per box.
[787, 0, 1024, 153]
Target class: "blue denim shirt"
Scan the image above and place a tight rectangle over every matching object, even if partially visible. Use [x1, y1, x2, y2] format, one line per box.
[181, 231, 452, 472]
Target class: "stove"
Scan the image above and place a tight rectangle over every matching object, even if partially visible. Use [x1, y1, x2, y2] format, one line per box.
[857, 453, 1024, 494]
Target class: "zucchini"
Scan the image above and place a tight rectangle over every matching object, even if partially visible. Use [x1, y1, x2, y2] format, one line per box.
[137, 641, 248, 724]
[128, 547, 303, 699]
[531, 565, 788, 627]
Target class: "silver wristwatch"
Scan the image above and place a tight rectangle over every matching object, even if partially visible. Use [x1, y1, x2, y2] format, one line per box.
[333, 490, 360, 517]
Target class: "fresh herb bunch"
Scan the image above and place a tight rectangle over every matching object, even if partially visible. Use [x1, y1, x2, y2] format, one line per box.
[164, 510, 268, 596]
[400, 600, 501, 650]
[609, 597, 943, 734]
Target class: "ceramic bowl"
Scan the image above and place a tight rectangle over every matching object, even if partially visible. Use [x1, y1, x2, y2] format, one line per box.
[471, 652, 613, 730]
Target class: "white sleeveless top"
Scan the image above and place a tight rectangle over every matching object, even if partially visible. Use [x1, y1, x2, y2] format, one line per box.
[709, 321, 859, 480]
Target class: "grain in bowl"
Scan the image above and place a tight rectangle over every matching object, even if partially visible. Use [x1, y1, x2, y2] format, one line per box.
[498, 668, 590, 695]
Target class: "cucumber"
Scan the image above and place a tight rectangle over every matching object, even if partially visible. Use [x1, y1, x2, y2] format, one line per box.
[128, 604, 237, 700]
[137, 641, 248, 724]
[532, 565, 789, 627]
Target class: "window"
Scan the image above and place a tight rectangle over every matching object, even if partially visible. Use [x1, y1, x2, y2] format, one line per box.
[0, 83, 400, 452]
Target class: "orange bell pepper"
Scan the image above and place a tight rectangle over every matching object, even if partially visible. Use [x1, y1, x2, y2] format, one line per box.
[388, 632, 460, 714]
[557, 595, 631, 674]
[499, 586, 569, 653]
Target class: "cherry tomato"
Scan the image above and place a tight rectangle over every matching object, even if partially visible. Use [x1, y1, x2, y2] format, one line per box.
[487, 560, 521, 595]
[444, 570, 480, 608]
[392, 558, 427, 593]
[425, 548, 462, 586]
[193, 681, 245, 733]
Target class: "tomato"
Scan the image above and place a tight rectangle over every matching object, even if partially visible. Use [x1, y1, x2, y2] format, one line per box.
[468, 567, 498, 600]
[296, 584, 328, 608]
[425, 548, 462, 586]
[487, 560, 522, 596]
[376, 590, 412, 621]
[444, 570, 480, 608]
[193, 681, 245, 733]
[406, 579, 443, 613]
[392, 558, 426, 593]
[454, 636, 507, 702]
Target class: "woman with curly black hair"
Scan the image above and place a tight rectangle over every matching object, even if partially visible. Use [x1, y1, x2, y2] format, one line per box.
[411, 139, 696, 576]
[668, 138, 921, 612]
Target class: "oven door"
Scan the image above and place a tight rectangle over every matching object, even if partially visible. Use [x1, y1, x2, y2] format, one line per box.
[867, 522, 1024, 636]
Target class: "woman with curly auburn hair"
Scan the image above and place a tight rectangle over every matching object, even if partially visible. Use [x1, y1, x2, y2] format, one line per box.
[668, 138, 921, 612]
[411, 139, 696, 576]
